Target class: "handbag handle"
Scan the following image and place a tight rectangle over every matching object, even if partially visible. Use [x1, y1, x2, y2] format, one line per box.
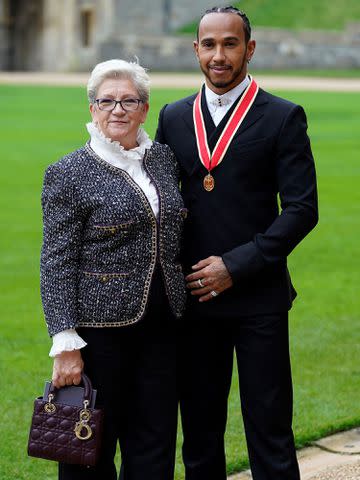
[49, 373, 93, 404]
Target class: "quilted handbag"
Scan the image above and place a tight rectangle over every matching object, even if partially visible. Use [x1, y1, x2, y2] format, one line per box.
[27, 373, 104, 466]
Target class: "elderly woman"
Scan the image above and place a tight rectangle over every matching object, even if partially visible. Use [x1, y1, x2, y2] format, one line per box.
[40, 59, 186, 480]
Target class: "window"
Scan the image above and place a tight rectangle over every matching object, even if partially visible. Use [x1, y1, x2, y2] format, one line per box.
[81, 10, 93, 47]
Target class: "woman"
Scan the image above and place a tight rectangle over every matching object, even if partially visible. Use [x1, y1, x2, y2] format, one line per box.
[40, 59, 186, 480]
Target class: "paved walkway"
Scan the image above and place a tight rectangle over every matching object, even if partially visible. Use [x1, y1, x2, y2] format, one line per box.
[1, 71, 360, 91]
[229, 428, 360, 479]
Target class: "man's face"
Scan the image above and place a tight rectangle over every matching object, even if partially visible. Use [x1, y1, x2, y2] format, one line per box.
[194, 12, 255, 95]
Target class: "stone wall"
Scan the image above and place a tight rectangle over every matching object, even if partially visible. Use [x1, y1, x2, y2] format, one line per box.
[1, 0, 360, 72]
[0, 0, 9, 70]
[0, 0, 228, 71]
[98, 23, 360, 72]
[109, 0, 229, 34]
[99, 35, 199, 71]
[251, 24, 360, 69]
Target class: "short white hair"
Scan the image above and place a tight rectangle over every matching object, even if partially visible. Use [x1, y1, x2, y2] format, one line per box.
[87, 59, 150, 104]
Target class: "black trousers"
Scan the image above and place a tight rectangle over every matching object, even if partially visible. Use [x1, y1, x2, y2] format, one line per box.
[178, 312, 300, 480]
[59, 295, 177, 480]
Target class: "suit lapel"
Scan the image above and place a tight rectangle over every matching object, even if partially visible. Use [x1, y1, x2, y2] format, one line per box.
[181, 95, 196, 136]
[231, 88, 268, 141]
[180, 95, 205, 177]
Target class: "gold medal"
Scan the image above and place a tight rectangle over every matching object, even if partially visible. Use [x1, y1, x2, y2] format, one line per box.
[203, 173, 215, 192]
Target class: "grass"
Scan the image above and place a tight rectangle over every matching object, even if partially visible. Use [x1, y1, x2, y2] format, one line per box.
[0, 84, 359, 479]
[179, 0, 360, 33]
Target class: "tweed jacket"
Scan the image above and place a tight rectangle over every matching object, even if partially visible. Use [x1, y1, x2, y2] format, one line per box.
[41, 141, 187, 336]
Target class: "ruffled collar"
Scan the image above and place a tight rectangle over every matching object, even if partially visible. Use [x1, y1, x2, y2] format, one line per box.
[86, 122, 153, 164]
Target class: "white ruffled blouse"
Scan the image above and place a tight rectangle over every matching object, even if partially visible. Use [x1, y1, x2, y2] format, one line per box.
[49, 123, 156, 357]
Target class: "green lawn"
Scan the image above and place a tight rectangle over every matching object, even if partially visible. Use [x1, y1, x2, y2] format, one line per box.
[179, 0, 360, 32]
[0, 85, 359, 479]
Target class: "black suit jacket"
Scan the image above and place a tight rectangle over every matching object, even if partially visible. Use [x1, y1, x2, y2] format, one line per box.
[155, 87, 318, 319]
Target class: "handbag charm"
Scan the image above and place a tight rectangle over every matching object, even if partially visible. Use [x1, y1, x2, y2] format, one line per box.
[74, 401, 93, 440]
[44, 393, 56, 413]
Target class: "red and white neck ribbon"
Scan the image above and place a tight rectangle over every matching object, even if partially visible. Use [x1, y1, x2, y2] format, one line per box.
[193, 75, 259, 172]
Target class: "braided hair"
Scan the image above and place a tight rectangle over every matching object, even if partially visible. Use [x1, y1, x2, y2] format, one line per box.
[197, 5, 251, 43]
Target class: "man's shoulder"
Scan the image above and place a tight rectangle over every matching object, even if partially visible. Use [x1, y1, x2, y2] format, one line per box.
[259, 88, 301, 112]
[162, 93, 197, 115]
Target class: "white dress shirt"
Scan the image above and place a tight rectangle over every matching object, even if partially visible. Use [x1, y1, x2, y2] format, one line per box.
[49, 123, 156, 357]
[205, 75, 250, 126]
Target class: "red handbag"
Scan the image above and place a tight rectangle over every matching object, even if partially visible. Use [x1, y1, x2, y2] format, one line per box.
[28, 373, 103, 466]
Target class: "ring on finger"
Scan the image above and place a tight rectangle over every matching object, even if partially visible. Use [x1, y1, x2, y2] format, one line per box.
[210, 290, 218, 297]
[197, 278, 205, 288]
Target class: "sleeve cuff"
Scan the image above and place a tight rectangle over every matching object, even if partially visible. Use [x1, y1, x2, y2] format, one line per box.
[49, 328, 87, 357]
[222, 240, 266, 283]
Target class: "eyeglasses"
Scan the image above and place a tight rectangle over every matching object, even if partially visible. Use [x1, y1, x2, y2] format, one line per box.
[95, 98, 144, 112]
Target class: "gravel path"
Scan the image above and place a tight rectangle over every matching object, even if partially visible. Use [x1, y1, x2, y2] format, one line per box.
[1, 71, 360, 91]
[309, 460, 360, 480]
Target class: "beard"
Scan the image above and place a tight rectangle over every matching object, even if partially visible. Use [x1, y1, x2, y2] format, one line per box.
[201, 51, 248, 90]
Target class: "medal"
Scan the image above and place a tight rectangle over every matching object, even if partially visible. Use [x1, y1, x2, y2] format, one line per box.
[203, 173, 215, 191]
[193, 76, 259, 191]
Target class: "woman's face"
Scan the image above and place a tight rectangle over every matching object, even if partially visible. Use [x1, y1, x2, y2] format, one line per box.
[90, 77, 149, 149]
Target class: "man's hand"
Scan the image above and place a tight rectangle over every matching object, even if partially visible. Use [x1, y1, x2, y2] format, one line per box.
[52, 350, 84, 388]
[186, 256, 233, 302]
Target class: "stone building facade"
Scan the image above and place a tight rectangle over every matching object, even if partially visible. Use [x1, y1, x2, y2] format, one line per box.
[0, 0, 228, 71]
[1, 0, 360, 71]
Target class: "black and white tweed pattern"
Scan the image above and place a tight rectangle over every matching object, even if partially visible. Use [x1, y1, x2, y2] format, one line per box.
[41, 142, 187, 336]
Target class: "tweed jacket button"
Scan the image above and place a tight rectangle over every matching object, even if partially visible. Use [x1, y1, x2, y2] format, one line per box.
[179, 208, 188, 219]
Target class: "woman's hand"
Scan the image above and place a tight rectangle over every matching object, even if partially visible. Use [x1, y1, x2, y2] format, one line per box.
[52, 350, 84, 388]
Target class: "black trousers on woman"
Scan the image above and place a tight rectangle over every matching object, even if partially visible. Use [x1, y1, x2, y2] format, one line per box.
[59, 272, 178, 480]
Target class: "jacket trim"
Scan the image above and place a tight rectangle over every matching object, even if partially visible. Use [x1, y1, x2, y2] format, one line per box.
[83, 143, 158, 326]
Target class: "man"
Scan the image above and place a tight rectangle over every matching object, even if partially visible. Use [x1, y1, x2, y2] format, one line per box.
[156, 6, 318, 480]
